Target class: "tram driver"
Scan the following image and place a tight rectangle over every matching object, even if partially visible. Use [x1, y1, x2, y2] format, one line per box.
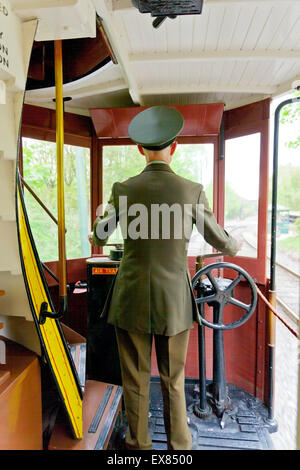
[90, 106, 241, 450]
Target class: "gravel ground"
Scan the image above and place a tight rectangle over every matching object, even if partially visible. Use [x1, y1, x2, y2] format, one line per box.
[271, 303, 299, 450]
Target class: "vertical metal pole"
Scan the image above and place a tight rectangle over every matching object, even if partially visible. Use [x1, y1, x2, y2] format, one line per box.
[267, 95, 300, 426]
[194, 256, 211, 418]
[198, 320, 208, 411]
[196, 257, 208, 411]
[266, 101, 279, 425]
[54, 40, 68, 321]
[212, 304, 227, 416]
[297, 317, 300, 449]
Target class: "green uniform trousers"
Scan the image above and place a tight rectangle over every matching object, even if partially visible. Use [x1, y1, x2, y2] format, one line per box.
[115, 327, 192, 450]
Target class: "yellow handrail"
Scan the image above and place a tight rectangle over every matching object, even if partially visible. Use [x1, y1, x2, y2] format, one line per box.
[54, 40, 67, 304]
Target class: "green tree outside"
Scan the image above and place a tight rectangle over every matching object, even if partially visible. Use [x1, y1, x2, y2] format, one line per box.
[23, 138, 90, 262]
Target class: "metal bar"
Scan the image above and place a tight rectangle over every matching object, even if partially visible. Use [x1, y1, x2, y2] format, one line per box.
[20, 175, 67, 231]
[41, 262, 59, 284]
[94, 386, 123, 450]
[256, 286, 299, 339]
[270, 97, 300, 290]
[96, 15, 118, 65]
[88, 385, 114, 433]
[195, 257, 208, 412]
[267, 95, 300, 425]
[198, 321, 208, 411]
[212, 304, 227, 416]
[298, 321, 300, 450]
[54, 40, 68, 320]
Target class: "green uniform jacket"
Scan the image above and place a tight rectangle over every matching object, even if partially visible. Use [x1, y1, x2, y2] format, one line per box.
[93, 163, 238, 336]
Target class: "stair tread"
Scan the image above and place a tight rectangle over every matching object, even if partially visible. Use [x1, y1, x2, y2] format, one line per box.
[48, 380, 122, 450]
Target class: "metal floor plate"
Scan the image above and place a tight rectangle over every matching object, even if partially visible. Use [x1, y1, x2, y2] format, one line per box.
[149, 379, 275, 451]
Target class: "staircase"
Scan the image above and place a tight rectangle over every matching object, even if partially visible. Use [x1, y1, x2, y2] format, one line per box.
[0, 7, 40, 354]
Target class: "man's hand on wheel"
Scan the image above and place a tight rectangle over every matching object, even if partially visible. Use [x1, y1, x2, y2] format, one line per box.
[235, 235, 244, 251]
[88, 232, 93, 245]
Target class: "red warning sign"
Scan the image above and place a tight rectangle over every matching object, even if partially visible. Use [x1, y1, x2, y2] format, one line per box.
[92, 267, 118, 275]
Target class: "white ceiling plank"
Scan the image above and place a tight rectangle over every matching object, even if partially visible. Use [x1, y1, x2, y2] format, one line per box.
[141, 91, 269, 109]
[192, 6, 210, 50]
[240, 3, 272, 50]
[211, 61, 227, 86]
[151, 14, 168, 53]
[254, 3, 291, 50]
[178, 15, 195, 52]
[279, 15, 300, 51]
[111, 0, 300, 12]
[243, 60, 272, 87]
[140, 83, 276, 95]
[267, 8, 300, 50]
[273, 61, 300, 87]
[129, 50, 300, 63]
[233, 61, 249, 87]
[216, 3, 241, 51]
[165, 14, 182, 52]
[229, 3, 257, 49]
[204, 4, 226, 50]
[118, 9, 152, 55]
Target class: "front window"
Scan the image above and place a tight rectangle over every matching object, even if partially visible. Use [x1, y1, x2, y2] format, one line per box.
[22, 138, 91, 261]
[102, 143, 214, 256]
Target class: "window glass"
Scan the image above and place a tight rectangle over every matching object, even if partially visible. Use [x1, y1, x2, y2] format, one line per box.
[22, 138, 91, 261]
[174, 144, 214, 256]
[225, 133, 261, 258]
[102, 144, 214, 256]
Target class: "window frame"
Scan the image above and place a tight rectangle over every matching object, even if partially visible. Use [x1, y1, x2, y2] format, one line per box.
[223, 106, 270, 285]
[21, 104, 94, 286]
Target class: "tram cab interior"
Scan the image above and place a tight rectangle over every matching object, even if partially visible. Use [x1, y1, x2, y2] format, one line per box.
[0, 0, 299, 451]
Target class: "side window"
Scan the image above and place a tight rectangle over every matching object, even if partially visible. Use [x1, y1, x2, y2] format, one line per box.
[22, 138, 91, 261]
[225, 133, 261, 258]
[173, 144, 214, 256]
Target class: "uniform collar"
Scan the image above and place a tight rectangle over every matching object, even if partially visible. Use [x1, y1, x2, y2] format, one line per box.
[142, 162, 175, 173]
[146, 160, 168, 166]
